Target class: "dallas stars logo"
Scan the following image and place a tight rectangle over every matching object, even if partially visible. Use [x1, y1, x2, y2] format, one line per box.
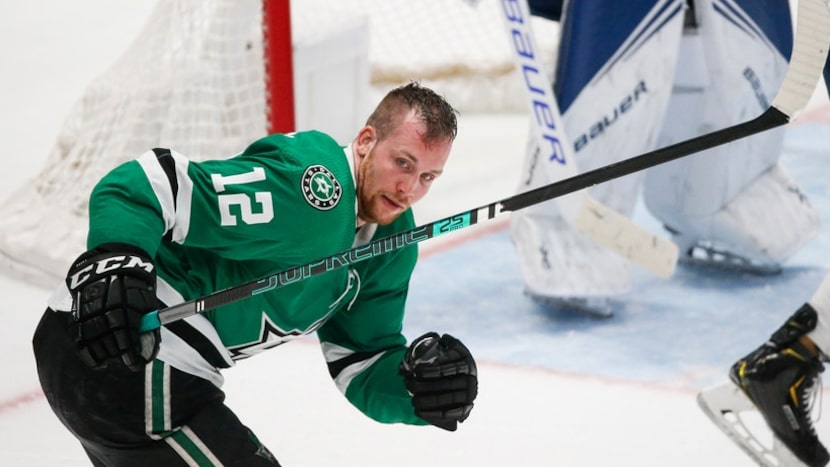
[301, 164, 342, 210]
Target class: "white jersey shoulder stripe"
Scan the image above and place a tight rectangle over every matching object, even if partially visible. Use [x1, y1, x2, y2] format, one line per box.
[321, 341, 387, 395]
[135, 149, 193, 244]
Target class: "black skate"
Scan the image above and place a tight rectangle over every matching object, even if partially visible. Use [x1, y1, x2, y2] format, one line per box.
[729, 340, 828, 466]
[698, 304, 829, 467]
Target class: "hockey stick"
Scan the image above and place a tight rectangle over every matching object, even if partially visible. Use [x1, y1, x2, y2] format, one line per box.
[500, 0, 679, 278]
[139, 0, 829, 333]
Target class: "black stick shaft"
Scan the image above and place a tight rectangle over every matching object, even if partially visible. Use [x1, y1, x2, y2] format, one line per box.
[501, 107, 788, 212]
[140, 106, 789, 332]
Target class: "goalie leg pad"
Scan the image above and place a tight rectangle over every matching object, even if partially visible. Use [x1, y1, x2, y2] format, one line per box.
[657, 163, 818, 269]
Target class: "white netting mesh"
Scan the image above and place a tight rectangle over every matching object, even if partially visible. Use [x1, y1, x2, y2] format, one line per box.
[0, 0, 268, 285]
[0, 0, 559, 286]
[294, 0, 558, 111]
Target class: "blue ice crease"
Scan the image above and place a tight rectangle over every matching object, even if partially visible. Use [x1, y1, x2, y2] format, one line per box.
[404, 123, 830, 389]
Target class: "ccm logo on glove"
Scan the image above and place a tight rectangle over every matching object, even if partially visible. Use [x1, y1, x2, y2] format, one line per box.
[68, 254, 155, 290]
[65, 245, 161, 372]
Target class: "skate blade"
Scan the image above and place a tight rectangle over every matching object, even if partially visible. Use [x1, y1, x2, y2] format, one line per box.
[697, 382, 808, 467]
[680, 245, 782, 276]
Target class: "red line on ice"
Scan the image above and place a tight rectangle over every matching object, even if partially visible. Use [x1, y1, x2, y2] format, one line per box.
[0, 389, 44, 415]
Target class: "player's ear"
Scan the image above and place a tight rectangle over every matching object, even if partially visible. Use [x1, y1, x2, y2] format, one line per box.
[354, 126, 376, 159]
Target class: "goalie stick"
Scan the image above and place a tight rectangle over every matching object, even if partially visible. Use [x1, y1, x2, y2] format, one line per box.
[139, 0, 829, 333]
[500, 0, 679, 279]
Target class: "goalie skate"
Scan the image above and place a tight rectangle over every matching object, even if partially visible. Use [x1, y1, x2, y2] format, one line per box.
[679, 241, 783, 276]
[698, 381, 813, 467]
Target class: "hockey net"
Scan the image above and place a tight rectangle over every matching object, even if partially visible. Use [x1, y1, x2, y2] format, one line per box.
[0, 0, 559, 287]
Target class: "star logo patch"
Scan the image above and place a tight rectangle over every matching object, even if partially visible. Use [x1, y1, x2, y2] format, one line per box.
[301, 165, 341, 210]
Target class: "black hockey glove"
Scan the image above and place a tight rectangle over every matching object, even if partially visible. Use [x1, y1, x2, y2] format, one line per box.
[400, 332, 478, 431]
[66, 244, 161, 372]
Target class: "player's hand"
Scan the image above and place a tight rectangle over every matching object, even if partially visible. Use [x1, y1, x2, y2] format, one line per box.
[66, 244, 161, 372]
[400, 332, 478, 431]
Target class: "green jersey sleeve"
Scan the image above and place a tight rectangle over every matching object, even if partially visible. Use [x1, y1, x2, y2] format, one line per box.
[316, 211, 427, 426]
[86, 157, 168, 256]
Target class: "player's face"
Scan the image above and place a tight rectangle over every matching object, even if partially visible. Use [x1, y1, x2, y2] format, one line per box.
[354, 110, 451, 226]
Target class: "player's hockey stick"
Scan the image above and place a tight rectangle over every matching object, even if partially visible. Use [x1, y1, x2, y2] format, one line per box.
[500, 0, 679, 278]
[139, 0, 829, 333]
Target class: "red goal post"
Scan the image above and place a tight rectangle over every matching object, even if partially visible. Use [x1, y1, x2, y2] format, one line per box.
[264, 0, 295, 134]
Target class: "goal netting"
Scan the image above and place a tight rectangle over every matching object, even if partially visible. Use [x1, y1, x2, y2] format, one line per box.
[0, 0, 559, 287]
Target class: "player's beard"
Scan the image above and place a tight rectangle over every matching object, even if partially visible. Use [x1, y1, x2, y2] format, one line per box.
[356, 152, 407, 226]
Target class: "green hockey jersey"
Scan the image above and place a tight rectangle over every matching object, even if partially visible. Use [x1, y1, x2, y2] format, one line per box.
[83, 130, 426, 426]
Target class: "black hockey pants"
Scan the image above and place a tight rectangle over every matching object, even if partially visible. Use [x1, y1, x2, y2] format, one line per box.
[33, 308, 281, 466]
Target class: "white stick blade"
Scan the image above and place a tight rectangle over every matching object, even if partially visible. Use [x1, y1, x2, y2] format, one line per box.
[772, 0, 830, 117]
[573, 196, 679, 278]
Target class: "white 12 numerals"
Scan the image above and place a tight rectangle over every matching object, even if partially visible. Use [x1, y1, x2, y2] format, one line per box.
[211, 167, 274, 226]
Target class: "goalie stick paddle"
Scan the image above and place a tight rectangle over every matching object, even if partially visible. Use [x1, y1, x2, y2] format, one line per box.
[139, 0, 830, 333]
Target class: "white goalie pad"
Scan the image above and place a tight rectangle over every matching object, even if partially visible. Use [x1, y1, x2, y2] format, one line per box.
[505, 0, 687, 300]
[511, 207, 634, 297]
[643, 0, 818, 267]
[510, 123, 678, 298]
[511, 129, 633, 298]
[652, 162, 819, 265]
[698, 381, 812, 467]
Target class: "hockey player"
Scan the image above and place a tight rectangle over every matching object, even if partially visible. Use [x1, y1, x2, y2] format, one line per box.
[517, 0, 819, 315]
[31, 82, 478, 466]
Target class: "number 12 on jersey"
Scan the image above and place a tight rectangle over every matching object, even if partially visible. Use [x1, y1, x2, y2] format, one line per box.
[210, 167, 274, 226]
